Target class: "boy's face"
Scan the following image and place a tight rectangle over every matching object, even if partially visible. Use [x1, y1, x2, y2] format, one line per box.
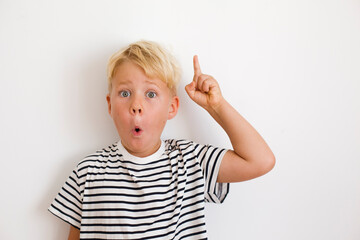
[106, 61, 179, 158]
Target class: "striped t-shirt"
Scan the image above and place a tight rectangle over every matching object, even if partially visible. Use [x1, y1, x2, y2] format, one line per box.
[48, 139, 229, 239]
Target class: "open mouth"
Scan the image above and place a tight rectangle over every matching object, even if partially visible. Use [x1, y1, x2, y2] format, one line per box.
[133, 126, 142, 136]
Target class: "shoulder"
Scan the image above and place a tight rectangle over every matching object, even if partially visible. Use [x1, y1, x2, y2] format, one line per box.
[76, 141, 122, 171]
[164, 139, 211, 159]
[164, 139, 197, 151]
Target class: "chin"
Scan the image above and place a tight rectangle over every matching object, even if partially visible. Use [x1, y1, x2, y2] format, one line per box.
[123, 139, 147, 152]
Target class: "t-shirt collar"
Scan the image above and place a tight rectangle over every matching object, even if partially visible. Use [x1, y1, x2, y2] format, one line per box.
[117, 140, 165, 163]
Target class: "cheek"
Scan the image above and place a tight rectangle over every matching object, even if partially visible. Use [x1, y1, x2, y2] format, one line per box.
[111, 105, 128, 123]
[111, 99, 127, 114]
[147, 104, 168, 123]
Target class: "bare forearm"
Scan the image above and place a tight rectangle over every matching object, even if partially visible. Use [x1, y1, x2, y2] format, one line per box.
[207, 98, 275, 166]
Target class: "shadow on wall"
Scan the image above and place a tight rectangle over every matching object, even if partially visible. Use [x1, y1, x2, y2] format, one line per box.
[60, 45, 121, 143]
[41, 45, 126, 238]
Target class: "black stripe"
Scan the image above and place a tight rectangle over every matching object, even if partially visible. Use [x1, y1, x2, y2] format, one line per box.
[48, 209, 80, 230]
[78, 151, 192, 174]
[82, 192, 183, 212]
[49, 204, 81, 224]
[177, 215, 204, 229]
[183, 191, 204, 202]
[180, 199, 205, 212]
[54, 198, 81, 217]
[84, 184, 186, 198]
[181, 230, 207, 239]
[174, 222, 206, 239]
[83, 191, 180, 205]
[81, 209, 182, 228]
[81, 196, 203, 221]
[178, 206, 204, 221]
[69, 174, 80, 188]
[81, 152, 123, 160]
[85, 174, 177, 184]
[61, 186, 82, 205]
[82, 182, 203, 206]
[78, 161, 199, 188]
[79, 169, 172, 180]
[79, 148, 187, 169]
[82, 205, 181, 220]
[84, 177, 186, 192]
[65, 180, 80, 196]
[82, 192, 203, 217]
[81, 204, 204, 229]
[184, 183, 204, 196]
[204, 147, 217, 203]
[196, 144, 208, 167]
[81, 214, 181, 236]
[78, 158, 196, 179]
[207, 148, 225, 192]
[57, 192, 82, 213]
[186, 175, 203, 185]
[80, 161, 175, 174]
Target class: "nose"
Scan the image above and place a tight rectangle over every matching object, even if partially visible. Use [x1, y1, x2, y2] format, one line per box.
[131, 106, 142, 115]
[130, 96, 143, 115]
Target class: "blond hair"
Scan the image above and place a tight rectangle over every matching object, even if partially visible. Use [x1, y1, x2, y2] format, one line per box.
[107, 40, 181, 95]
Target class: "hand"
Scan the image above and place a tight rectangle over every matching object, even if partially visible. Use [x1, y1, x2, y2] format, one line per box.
[185, 55, 224, 112]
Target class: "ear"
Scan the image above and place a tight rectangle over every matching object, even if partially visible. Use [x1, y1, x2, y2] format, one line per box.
[106, 94, 112, 116]
[168, 95, 179, 120]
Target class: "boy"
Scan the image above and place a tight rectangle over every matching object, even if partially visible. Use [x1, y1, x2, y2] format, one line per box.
[49, 40, 275, 240]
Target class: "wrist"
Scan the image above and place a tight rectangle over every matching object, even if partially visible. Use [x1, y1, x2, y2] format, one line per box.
[206, 97, 227, 116]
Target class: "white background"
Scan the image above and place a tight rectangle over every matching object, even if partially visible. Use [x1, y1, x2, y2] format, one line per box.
[1, 0, 359, 239]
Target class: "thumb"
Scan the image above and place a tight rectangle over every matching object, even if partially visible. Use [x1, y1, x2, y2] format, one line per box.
[185, 81, 196, 98]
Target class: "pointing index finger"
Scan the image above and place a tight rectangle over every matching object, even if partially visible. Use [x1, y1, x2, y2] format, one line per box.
[193, 55, 202, 76]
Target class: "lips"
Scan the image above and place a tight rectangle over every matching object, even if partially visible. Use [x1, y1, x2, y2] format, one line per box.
[132, 126, 143, 136]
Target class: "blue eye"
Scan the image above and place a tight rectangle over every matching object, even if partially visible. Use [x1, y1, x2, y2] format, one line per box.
[120, 90, 130, 97]
[146, 91, 157, 98]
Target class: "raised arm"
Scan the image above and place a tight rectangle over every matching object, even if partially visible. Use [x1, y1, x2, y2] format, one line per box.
[185, 55, 275, 183]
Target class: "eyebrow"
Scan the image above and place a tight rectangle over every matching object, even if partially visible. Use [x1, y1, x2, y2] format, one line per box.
[115, 79, 132, 85]
[115, 79, 161, 88]
[144, 79, 161, 88]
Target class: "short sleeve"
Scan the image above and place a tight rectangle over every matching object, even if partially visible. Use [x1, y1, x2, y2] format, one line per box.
[48, 166, 83, 229]
[194, 143, 229, 203]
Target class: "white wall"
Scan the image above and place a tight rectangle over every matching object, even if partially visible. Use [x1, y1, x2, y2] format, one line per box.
[1, 0, 359, 239]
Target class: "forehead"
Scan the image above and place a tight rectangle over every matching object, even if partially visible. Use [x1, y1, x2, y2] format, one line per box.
[113, 61, 165, 87]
